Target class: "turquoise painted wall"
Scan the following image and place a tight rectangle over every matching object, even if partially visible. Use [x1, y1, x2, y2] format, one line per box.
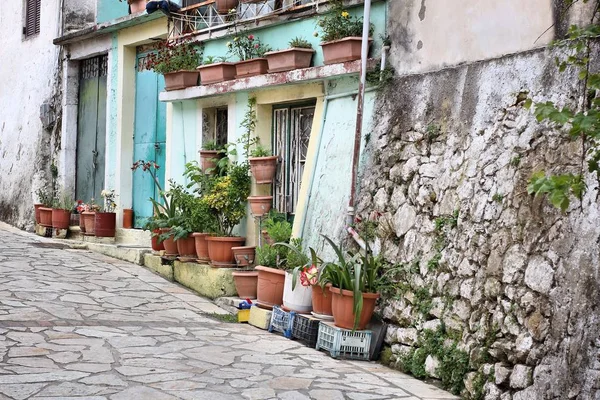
[96, 0, 183, 23]
[106, 33, 119, 191]
[201, 2, 386, 65]
[170, 101, 198, 187]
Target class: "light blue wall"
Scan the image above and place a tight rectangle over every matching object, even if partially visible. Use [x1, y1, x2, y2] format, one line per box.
[170, 101, 198, 187]
[96, 0, 183, 23]
[106, 33, 119, 190]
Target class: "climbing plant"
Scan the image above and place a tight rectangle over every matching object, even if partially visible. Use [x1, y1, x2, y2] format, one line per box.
[524, 0, 600, 211]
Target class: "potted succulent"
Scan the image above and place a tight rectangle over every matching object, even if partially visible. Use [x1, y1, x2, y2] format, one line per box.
[51, 192, 74, 230]
[197, 56, 236, 85]
[145, 40, 201, 91]
[95, 190, 117, 237]
[248, 144, 278, 184]
[265, 37, 315, 73]
[199, 140, 225, 174]
[227, 33, 272, 78]
[321, 235, 382, 330]
[119, 0, 147, 14]
[317, 6, 373, 65]
[204, 162, 251, 267]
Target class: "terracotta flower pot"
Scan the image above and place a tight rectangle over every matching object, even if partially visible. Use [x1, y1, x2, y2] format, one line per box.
[164, 70, 199, 91]
[321, 37, 372, 65]
[330, 286, 379, 330]
[215, 0, 239, 13]
[95, 212, 116, 237]
[249, 156, 278, 184]
[79, 213, 86, 233]
[265, 48, 315, 73]
[70, 213, 80, 227]
[39, 207, 53, 227]
[51, 209, 71, 230]
[248, 196, 272, 216]
[162, 229, 179, 256]
[232, 271, 258, 299]
[312, 284, 333, 316]
[234, 58, 268, 78]
[129, 0, 147, 14]
[82, 212, 96, 235]
[199, 150, 223, 173]
[192, 232, 211, 262]
[151, 229, 165, 251]
[232, 246, 256, 267]
[197, 62, 237, 84]
[34, 204, 44, 224]
[176, 234, 197, 260]
[255, 265, 286, 309]
[206, 236, 246, 267]
[123, 209, 134, 229]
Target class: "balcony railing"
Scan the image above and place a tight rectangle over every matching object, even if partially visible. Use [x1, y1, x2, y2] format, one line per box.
[167, 0, 317, 39]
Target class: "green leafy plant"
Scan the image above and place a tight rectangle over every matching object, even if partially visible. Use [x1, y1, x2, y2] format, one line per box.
[145, 40, 203, 75]
[256, 243, 279, 267]
[52, 191, 74, 211]
[263, 216, 292, 243]
[526, 171, 585, 211]
[316, 2, 373, 42]
[226, 33, 271, 61]
[249, 144, 272, 157]
[289, 36, 313, 49]
[36, 188, 54, 207]
[203, 55, 228, 65]
[202, 140, 222, 151]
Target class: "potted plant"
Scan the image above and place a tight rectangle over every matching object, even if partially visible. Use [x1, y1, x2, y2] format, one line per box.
[51, 192, 74, 230]
[227, 33, 272, 78]
[35, 188, 54, 226]
[317, 6, 373, 65]
[199, 140, 225, 174]
[145, 40, 201, 91]
[119, 0, 147, 14]
[276, 239, 314, 313]
[95, 190, 117, 237]
[248, 195, 272, 216]
[248, 145, 278, 184]
[204, 162, 251, 266]
[215, 0, 239, 14]
[80, 200, 101, 235]
[321, 235, 382, 330]
[265, 37, 315, 73]
[123, 208, 133, 229]
[197, 56, 236, 85]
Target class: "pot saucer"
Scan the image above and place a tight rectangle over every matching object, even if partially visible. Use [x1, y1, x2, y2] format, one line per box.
[311, 311, 334, 320]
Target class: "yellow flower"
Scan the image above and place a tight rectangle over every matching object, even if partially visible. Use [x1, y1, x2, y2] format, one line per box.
[234, 37, 240, 42]
[226, 42, 232, 48]
[341, 11, 349, 18]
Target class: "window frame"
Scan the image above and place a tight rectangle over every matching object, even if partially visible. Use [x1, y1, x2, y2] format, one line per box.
[23, 0, 41, 39]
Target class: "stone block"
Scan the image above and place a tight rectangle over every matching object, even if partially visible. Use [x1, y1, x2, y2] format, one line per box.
[396, 328, 418, 346]
[85, 242, 150, 265]
[425, 355, 440, 378]
[173, 261, 238, 299]
[249, 306, 272, 330]
[524, 256, 554, 295]
[144, 254, 174, 281]
[509, 364, 532, 389]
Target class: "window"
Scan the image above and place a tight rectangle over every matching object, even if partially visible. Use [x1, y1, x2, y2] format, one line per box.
[24, 0, 41, 37]
[272, 102, 316, 215]
[202, 107, 228, 147]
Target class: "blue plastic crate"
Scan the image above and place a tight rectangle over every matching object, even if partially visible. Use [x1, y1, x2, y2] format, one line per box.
[316, 321, 372, 360]
[268, 306, 295, 338]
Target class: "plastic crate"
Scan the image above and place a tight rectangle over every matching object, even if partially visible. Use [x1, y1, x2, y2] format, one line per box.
[268, 306, 295, 338]
[237, 309, 251, 323]
[316, 321, 372, 361]
[291, 314, 320, 347]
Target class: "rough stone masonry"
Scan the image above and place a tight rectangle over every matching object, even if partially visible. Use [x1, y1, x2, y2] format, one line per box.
[356, 47, 600, 399]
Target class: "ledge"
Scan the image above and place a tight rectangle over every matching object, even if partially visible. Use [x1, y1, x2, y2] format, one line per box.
[159, 59, 377, 102]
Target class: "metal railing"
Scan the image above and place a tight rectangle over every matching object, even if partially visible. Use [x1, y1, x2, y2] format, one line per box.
[167, 0, 317, 40]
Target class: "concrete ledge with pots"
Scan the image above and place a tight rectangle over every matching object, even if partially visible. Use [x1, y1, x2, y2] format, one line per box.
[173, 260, 239, 299]
[144, 253, 175, 281]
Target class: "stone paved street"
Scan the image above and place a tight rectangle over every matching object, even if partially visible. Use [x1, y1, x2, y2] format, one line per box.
[0, 224, 456, 400]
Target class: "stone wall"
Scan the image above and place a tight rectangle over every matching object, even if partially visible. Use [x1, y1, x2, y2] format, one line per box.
[356, 47, 600, 399]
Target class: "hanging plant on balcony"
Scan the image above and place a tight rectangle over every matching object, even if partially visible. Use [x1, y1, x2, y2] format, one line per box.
[316, 2, 374, 65]
[145, 40, 203, 91]
[227, 33, 272, 78]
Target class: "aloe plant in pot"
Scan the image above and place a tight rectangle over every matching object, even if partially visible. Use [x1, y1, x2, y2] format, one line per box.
[275, 238, 315, 314]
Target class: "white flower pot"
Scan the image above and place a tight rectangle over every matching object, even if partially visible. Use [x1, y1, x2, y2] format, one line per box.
[282, 271, 313, 313]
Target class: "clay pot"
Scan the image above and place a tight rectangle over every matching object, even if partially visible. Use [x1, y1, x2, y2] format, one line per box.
[81, 212, 96, 235]
[192, 232, 211, 261]
[329, 286, 379, 330]
[249, 156, 278, 184]
[199, 150, 223, 173]
[312, 284, 333, 316]
[176, 234, 197, 259]
[321, 37, 372, 65]
[248, 196, 272, 216]
[39, 207, 53, 227]
[197, 62, 237, 84]
[129, 0, 147, 13]
[265, 48, 315, 73]
[206, 236, 246, 267]
[70, 213, 80, 227]
[164, 70, 199, 91]
[123, 209, 133, 229]
[255, 265, 286, 308]
[232, 271, 258, 299]
[162, 229, 179, 256]
[79, 213, 86, 233]
[215, 0, 239, 13]
[234, 58, 268, 78]
[151, 229, 165, 251]
[232, 246, 256, 267]
[34, 204, 44, 224]
[95, 212, 116, 237]
[51, 209, 71, 230]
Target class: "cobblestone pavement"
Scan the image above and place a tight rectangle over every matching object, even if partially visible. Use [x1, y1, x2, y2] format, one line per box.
[0, 224, 457, 400]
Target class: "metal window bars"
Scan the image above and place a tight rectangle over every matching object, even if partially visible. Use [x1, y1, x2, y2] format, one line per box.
[167, 0, 317, 40]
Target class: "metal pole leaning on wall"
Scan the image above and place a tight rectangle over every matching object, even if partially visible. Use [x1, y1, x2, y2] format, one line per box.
[347, 0, 372, 227]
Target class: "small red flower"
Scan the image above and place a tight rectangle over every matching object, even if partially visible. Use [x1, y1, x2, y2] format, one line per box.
[248, 34, 254, 40]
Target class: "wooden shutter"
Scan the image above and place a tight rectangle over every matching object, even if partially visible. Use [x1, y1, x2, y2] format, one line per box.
[25, 0, 41, 37]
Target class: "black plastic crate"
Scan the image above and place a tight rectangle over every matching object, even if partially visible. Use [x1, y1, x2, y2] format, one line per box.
[291, 314, 320, 347]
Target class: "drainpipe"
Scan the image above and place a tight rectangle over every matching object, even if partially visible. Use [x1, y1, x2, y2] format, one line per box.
[347, 0, 372, 227]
